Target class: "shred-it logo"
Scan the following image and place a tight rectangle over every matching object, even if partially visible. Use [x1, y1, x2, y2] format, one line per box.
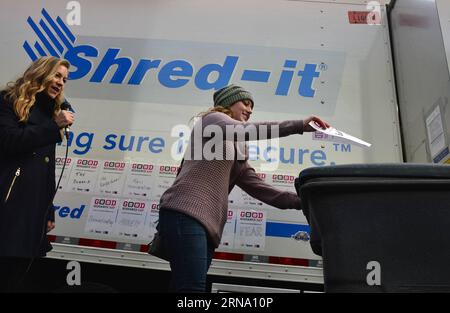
[23, 9, 76, 62]
[23, 9, 324, 99]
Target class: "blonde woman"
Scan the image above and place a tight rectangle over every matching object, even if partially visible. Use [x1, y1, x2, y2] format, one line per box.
[158, 84, 330, 292]
[0, 56, 74, 291]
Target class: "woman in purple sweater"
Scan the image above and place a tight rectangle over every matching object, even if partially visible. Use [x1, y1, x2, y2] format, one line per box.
[158, 84, 329, 292]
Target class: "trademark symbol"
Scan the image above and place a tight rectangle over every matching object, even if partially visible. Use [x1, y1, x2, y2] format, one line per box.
[319, 63, 328, 71]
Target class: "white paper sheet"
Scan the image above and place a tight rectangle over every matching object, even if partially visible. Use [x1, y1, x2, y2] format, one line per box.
[234, 210, 266, 251]
[152, 165, 178, 199]
[426, 106, 446, 158]
[84, 197, 119, 236]
[113, 199, 148, 239]
[228, 172, 267, 208]
[55, 156, 74, 191]
[309, 121, 371, 148]
[143, 201, 160, 241]
[96, 161, 127, 196]
[218, 209, 237, 250]
[67, 159, 100, 194]
[123, 162, 155, 199]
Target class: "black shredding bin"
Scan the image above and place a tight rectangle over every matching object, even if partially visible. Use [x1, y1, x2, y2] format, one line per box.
[295, 163, 450, 292]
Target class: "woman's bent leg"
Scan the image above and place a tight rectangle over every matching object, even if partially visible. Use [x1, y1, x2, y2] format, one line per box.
[159, 209, 214, 293]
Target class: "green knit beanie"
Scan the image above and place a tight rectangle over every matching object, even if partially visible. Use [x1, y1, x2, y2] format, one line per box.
[213, 84, 254, 108]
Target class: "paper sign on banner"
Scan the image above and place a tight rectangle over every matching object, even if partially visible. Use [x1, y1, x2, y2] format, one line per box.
[218, 209, 237, 250]
[241, 190, 261, 207]
[55, 156, 74, 191]
[84, 197, 119, 236]
[113, 200, 148, 239]
[228, 172, 266, 208]
[235, 210, 266, 251]
[228, 186, 243, 206]
[68, 158, 100, 194]
[229, 186, 264, 207]
[267, 173, 298, 212]
[153, 165, 178, 199]
[123, 162, 155, 199]
[243, 172, 266, 207]
[96, 160, 127, 196]
[269, 173, 296, 192]
[309, 121, 371, 148]
[425, 105, 447, 159]
[144, 202, 160, 240]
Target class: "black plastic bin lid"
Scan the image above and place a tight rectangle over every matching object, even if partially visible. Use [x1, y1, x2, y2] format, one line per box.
[298, 163, 450, 184]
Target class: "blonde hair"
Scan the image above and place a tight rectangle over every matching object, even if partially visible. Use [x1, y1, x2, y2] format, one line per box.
[194, 106, 233, 120]
[3, 56, 70, 122]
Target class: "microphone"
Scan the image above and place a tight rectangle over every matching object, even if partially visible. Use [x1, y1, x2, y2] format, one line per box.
[61, 98, 74, 112]
[60, 99, 74, 139]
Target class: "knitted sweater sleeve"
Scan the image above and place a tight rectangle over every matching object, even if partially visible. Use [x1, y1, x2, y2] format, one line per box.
[202, 112, 304, 141]
[236, 162, 302, 210]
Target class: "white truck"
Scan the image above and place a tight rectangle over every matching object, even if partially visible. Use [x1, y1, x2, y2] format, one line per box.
[4, 0, 447, 292]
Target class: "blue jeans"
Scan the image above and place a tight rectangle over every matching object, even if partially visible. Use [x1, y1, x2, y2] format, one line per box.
[158, 208, 215, 292]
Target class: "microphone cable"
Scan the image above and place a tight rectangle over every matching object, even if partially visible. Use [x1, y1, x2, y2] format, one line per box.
[36, 129, 71, 278]
[54, 129, 70, 195]
[46, 129, 70, 226]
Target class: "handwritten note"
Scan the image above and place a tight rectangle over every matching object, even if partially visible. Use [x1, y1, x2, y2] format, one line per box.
[262, 172, 308, 222]
[123, 162, 155, 199]
[96, 160, 127, 196]
[152, 165, 178, 199]
[113, 199, 148, 240]
[228, 186, 244, 206]
[55, 156, 74, 191]
[68, 158, 100, 194]
[228, 172, 267, 208]
[218, 209, 237, 250]
[143, 201, 160, 240]
[84, 197, 119, 236]
[234, 209, 266, 252]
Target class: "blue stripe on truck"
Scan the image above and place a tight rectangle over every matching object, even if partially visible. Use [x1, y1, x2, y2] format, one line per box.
[265, 222, 310, 238]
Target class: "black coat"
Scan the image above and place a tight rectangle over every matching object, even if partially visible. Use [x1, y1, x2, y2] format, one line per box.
[0, 92, 62, 257]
